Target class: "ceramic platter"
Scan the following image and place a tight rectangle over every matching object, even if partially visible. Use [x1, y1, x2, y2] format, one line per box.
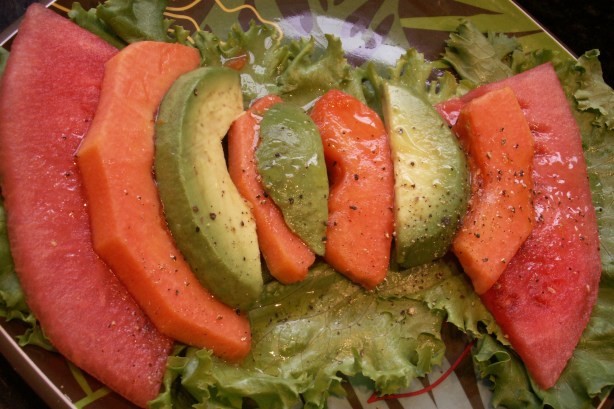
[0, 1, 611, 408]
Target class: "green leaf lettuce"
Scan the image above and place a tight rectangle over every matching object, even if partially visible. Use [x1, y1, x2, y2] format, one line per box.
[150, 263, 450, 409]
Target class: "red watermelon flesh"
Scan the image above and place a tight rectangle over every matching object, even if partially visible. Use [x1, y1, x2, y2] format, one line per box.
[0, 5, 172, 407]
[437, 63, 601, 389]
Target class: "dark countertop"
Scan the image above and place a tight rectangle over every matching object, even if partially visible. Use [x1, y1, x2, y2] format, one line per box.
[515, 0, 613, 85]
[0, 1, 612, 409]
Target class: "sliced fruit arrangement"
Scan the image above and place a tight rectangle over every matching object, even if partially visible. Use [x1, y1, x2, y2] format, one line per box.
[154, 66, 263, 311]
[311, 89, 395, 289]
[0, 3, 610, 409]
[76, 41, 252, 362]
[228, 95, 316, 284]
[381, 81, 470, 268]
[256, 102, 329, 256]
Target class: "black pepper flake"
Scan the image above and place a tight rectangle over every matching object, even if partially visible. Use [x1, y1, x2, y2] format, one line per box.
[192, 205, 199, 213]
[349, 205, 358, 210]
[288, 197, 294, 204]
[209, 213, 217, 220]
[482, 257, 489, 262]
[354, 174, 359, 180]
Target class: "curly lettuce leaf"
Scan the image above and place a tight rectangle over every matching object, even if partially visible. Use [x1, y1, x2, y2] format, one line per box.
[473, 335, 541, 409]
[69, 0, 187, 46]
[0, 202, 28, 320]
[95, 0, 173, 43]
[68, 3, 126, 49]
[194, 24, 353, 108]
[150, 263, 447, 409]
[355, 47, 466, 119]
[442, 20, 521, 87]
[407, 260, 506, 345]
[510, 47, 566, 76]
[390, 49, 462, 105]
[193, 22, 288, 106]
[0, 47, 9, 76]
[276, 34, 353, 107]
[572, 50, 614, 130]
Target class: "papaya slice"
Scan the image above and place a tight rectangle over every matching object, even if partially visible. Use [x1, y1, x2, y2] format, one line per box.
[451, 86, 535, 294]
[310, 90, 395, 289]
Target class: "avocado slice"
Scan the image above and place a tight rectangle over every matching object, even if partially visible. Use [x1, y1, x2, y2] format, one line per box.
[256, 102, 328, 256]
[382, 83, 469, 267]
[155, 66, 262, 311]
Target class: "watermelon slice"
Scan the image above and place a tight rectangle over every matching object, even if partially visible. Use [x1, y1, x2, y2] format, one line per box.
[0, 5, 172, 407]
[437, 63, 601, 389]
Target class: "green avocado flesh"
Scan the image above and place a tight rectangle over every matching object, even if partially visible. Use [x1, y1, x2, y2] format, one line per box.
[255, 102, 329, 256]
[382, 83, 469, 267]
[155, 66, 263, 311]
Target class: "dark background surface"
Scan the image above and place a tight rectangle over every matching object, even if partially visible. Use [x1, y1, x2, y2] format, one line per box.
[0, 1, 613, 408]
